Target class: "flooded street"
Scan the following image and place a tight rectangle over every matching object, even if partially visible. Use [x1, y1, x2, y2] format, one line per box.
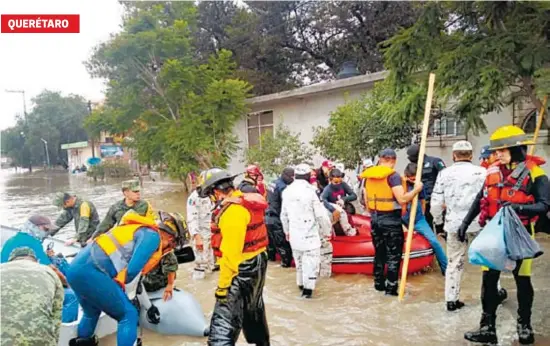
[1, 169, 549, 346]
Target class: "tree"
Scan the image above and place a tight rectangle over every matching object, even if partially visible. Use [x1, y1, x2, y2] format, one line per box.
[378, 2, 550, 131]
[244, 124, 315, 176]
[85, 2, 251, 182]
[312, 86, 415, 168]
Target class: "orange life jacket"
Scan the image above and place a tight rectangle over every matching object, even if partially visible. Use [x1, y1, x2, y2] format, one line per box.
[484, 159, 539, 225]
[211, 192, 269, 258]
[362, 166, 407, 215]
[95, 213, 168, 284]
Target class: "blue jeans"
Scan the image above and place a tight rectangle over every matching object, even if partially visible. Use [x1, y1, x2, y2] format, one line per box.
[413, 217, 448, 274]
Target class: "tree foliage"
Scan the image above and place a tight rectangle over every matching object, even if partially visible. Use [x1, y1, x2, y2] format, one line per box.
[378, 1, 550, 131]
[244, 124, 315, 176]
[85, 2, 251, 180]
[1, 91, 89, 169]
[312, 86, 415, 167]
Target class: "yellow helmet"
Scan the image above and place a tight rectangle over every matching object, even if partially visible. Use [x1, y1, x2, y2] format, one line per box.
[489, 125, 534, 150]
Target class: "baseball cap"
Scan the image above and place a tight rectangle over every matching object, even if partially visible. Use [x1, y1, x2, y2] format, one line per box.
[8, 247, 37, 262]
[122, 180, 141, 192]
[452, 140, 473, 152]
[295, 163, 311, 175]
[379, 148, 397, 159]
[28, 215, 55, 231]
[479, 145, 492, 159]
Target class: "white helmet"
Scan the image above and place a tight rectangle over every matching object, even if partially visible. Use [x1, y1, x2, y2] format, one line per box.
[295, 163, 311, 175]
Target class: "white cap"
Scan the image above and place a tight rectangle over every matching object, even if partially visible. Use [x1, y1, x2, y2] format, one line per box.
[452, 140, 473, 152]
[335, 163, 345, 171]
[295, 163, 311, 175]
[363, 159, 374, 168]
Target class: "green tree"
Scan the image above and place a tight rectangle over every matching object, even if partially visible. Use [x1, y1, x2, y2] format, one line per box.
[85, 3, 251, 181]
[379, 1, 550, 131]
[312, 86, 415, 167]
[244, 124, 315, 176]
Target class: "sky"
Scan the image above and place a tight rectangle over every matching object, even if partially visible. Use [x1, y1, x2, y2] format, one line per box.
[0, 0, 124, 130]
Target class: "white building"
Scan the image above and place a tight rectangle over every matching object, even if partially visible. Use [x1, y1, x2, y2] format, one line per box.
[228, 71, 549, 176]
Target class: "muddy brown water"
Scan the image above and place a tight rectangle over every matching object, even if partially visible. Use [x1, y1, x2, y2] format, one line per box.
[1, 169, 549, 346]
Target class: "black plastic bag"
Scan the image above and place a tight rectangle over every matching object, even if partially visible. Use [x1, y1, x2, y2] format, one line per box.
[502, 206, 544, 260]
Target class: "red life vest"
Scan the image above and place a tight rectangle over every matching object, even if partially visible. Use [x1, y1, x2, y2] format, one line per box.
[483, 160, 539, 225]
[211, 192, 269, 257]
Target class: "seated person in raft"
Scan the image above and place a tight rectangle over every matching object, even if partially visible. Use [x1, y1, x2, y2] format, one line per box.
[321, 168, 357, 236]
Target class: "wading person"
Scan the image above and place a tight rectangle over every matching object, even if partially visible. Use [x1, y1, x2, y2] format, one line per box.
[50, 192, 100, 246]
[362, 149, 423, 296]
[430, 141, 486, 311]
[459, 126, 549, 345]
[1, 247, 64, 346]
[281, 163, 332, 298]
[199, 168, 270, 346]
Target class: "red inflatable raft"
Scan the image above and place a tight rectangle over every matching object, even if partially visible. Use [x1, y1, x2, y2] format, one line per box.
[331, 214, 434, 275]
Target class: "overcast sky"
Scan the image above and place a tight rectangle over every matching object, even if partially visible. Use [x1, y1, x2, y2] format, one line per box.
[0, 0, 124, 130]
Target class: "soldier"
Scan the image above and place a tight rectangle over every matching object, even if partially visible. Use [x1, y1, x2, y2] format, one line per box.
[430, 141, 487, 311]
[50, 192, 100, 246]
[91, 179, 155, 239]
[141, 248, 178, 301]
[0, 247, 64, 346]
[187, 170, 215, 280]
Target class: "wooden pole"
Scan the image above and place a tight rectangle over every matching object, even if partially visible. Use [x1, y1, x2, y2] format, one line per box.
[398, 73, 437, 301]
[528, 95, 548, 156]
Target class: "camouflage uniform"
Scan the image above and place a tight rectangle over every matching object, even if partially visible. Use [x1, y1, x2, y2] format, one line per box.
[186, 189, 214, 279]
[1, 248, 64, 346]
[319, 240, 333, 278]
[93, 180, 155, 238]
[142, 251, 179, 292]
[52, 195, 100, 246]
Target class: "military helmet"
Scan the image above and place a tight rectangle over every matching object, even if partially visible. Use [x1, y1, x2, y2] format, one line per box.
[489, 125, 534, 150]
[157, 211, 189, 246]
[198, 168, 236, 198]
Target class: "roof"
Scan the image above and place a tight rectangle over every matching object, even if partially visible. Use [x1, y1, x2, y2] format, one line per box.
[247, 70, 388, 108]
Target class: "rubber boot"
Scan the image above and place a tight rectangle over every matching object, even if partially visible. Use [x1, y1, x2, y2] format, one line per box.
[134, 338, 143, 346]
[517, 317, 535, 345]
[298, 285, 304, 291]
[302, 288, 313, 299]
[374, 281, 385, 292]
[446, 300, 465, 312]
[464, 313, 498, 345]
[68, 336, 99, 346]
[497, 288, 508, 305]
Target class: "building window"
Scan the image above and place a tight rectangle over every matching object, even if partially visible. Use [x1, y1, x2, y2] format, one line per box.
[429, 117, 465, 137]
[247, 110, 273, 147]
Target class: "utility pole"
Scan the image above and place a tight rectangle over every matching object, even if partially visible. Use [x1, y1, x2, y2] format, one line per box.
[41, 138, 50, 168]
[5, 89, 31, 172]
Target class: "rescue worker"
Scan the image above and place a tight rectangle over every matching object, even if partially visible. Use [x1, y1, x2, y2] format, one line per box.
[430, 141, 487, 311]
[265, 167, 294, 266]
[402, 163, 447, 276]
[356, 159, 374, 214]
[187, 170, 215, 279]
[0, 247, 64, 346]
[66, 210, 185, 346]
[1, 215, 79, 323]
[362, 148, 423, 296]
[92, 179, 155, 238]
[321, 168, 357, 236]
[314, 160, 334, 194]
[198, 168, 270, 346]
[459, 126, 549, 345]
[479, 145, 498, 169]
[50, 192, 100, 246]
[281, 163, 332, 298]
[238, 164, 264, 195]
[407, 144, 446, 233]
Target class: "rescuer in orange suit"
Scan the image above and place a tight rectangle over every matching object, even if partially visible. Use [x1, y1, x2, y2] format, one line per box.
[200, 168, 270, 346]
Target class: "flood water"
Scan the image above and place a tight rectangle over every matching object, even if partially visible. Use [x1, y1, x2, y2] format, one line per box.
[1, 169, 549, 346]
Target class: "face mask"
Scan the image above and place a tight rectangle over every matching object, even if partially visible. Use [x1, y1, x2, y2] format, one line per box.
[20, 221, 48, 241]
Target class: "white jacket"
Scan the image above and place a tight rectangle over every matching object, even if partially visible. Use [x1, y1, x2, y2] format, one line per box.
[430, 161, 486, 233]
[186, 189, 213, 237]
[281, 179, 332, 251]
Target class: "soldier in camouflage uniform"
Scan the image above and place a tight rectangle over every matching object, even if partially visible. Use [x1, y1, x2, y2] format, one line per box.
[187, 171, 214, 280]
[51, 192, 100, 247]
[91, 179, 155, 239]
[142, 250, 179, 297]
[1, 247, 64, 346]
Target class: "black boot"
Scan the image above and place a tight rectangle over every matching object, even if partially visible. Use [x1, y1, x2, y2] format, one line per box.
[374, 281, 385, 292]
[497, 288, 508, 305]
[385, 282, 398, 296]
[464, 313, 498, 345]
[298, 285, 304, 291]
[517, 317, 534, 345]
[135, 337, 143, 346]
[446, 300, 465, 312]
[302, 288, 313, 299]
[68, 336, 99, 346]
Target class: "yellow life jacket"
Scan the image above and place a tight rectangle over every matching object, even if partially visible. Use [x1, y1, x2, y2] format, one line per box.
[362, 166, 406, 214]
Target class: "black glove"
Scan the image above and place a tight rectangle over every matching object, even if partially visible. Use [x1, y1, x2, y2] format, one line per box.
[146, 305, 161, 324]
[435, 223, 445, 235]
[501, 202, 521, 212]
[457, 222, 469, 243]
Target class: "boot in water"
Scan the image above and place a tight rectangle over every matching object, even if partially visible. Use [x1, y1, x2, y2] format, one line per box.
[446, 300, 465, 312]
[374, 281, 385, 292]
[69, 336, 99, 346]
[134, 337, 143, 346]
[464, 313, 497, 345]
[298, 285, 304, 291]
[302, 288, 313, 299]
[517, 317, 534, 345]
[497, 288, 508, 305]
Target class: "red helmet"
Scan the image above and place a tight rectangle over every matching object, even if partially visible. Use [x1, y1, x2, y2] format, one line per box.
[246, 164, 262, 178]
[321, 160, 334, 169]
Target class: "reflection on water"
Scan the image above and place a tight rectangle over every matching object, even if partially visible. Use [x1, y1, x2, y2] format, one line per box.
[1, 169, 549, 346]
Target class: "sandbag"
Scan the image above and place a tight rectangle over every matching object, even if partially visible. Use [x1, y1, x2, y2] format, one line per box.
[502, 206, 544, 260]
[468, 209, 516, 272]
